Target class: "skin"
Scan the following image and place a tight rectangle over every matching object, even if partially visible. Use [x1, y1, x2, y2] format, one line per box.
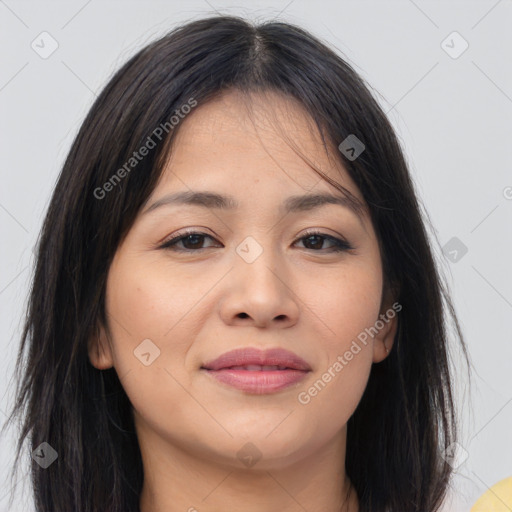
[88, 89, 398, 512]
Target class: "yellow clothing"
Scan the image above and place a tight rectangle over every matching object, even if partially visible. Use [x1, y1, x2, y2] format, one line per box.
[471, 476, 512, 512]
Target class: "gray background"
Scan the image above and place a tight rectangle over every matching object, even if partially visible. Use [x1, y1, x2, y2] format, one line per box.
[1, 1, 511, 510]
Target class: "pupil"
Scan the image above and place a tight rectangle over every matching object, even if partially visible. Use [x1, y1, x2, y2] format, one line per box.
[184, 235, 202, 248]
[306, 235, 322, 249]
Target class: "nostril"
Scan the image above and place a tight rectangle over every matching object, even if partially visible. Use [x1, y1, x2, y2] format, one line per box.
[237, 313, 249, 319]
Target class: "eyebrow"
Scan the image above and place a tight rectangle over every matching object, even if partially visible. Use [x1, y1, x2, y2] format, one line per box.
[142, 190, 366, 223]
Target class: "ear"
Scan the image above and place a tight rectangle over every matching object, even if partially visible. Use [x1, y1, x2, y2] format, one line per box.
[372, 285, 400, 363]
[88, 322, 114, 370]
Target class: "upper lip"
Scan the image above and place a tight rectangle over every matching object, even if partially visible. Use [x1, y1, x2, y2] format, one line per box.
[201, 347, 311, 371]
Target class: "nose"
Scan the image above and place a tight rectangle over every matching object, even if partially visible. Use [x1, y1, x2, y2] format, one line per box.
[218, 249, 300, 329]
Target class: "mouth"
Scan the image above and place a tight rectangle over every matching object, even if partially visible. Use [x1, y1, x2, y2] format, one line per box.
[213, 364, 293, 371]
[201, 347, 311, 394]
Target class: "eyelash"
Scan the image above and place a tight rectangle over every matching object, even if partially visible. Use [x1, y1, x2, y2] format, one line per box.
[159, 229, 353, 253]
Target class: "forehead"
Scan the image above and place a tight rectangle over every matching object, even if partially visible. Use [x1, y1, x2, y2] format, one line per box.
[155, 89, 366, 210]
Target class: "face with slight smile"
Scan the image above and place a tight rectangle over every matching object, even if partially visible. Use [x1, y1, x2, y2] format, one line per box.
[89, 89, 397, 473]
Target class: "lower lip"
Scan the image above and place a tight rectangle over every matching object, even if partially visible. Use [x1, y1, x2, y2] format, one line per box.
[203, 369, 309, 394]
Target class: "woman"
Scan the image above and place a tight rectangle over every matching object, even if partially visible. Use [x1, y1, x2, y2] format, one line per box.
[4, 15, 470, 512]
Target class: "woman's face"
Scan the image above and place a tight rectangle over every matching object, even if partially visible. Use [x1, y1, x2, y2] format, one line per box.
[89, 90, 397, 471]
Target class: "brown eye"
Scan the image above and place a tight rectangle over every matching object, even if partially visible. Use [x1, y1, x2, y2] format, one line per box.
[160, 232, 220, 251]
[295, 232, 352, 252]
[159, 230, 352, 253]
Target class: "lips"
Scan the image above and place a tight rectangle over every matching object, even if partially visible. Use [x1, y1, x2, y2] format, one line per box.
[223, 364, 289, 371]
[201, 347, 311, 394]
[201, 347, 311, 371]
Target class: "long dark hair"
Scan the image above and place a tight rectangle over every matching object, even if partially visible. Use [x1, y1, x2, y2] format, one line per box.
[3, 14, 470, 512]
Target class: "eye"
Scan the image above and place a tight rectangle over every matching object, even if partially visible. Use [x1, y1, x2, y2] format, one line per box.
[294, 230, 353, 252]
[159, 230, 219, 251]
[159, 229, 353, 253]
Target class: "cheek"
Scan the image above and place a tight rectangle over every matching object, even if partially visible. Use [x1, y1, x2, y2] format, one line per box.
[297, 262, 381, 413]
[101, 259, 178, 393]
[102, 259, 200, 423]
[310, 260, 383, 350]
[104, 252, 209, 349]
